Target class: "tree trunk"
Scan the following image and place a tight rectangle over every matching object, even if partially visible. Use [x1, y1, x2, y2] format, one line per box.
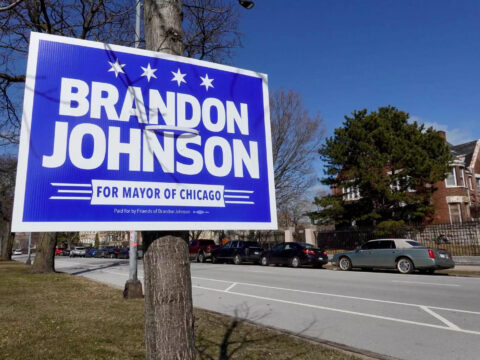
[0, 221, 14, 261]
[31, 232, 56, 273]
[143, 235, 196, 360]
[144, 0, 183, 56]
[143, 2, 197, 359]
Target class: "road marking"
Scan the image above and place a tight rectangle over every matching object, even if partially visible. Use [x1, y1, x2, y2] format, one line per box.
[191, 276, 480, 315]
[392, 280, 460, 287]
[420, 306, 460, 330]
[224, 283, 237, 292]
[193, 285, 480, 336]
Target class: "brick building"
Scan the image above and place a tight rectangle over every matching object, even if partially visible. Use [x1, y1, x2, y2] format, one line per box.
[331, 131, 480, 225]
[429, 133, 480, 224]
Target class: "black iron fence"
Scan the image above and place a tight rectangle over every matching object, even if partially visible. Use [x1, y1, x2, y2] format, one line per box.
[316, 221, 480, 256]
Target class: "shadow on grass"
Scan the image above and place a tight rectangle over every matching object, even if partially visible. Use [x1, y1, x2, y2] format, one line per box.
[195, 303, 317, 360]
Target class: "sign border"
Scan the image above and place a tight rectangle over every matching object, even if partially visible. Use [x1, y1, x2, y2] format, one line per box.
[12, 32, 277, 232]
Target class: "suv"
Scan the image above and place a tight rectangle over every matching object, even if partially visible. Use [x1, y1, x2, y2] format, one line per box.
[70, 246, 86, 257]
[189, 239, 219, 263]
[211, 240, 264, 265]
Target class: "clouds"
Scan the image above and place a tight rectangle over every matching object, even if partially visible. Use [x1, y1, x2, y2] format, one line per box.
[409, 116, 475, 145]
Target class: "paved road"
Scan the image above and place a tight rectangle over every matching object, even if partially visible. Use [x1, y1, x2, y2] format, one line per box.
[14, 255, 480, 360]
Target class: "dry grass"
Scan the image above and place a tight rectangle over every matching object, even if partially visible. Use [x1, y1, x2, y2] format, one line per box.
[0, 262, 363, 360]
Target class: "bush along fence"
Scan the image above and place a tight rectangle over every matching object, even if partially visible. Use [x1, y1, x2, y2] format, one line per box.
[315, 221, 480, 256]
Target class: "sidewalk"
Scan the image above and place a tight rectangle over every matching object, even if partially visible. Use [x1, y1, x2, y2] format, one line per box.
[437, 264, 480, 276]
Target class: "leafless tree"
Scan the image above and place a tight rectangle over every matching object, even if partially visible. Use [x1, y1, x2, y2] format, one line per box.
[182, 0, 242, 63]
[0, 0, 136, 148]
[270, 88, 325, 214]
[0, 156, 16, 260]
[188, 230, 204, 241]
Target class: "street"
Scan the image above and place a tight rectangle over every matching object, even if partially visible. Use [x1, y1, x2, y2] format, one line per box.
[14, 255, 480, 360]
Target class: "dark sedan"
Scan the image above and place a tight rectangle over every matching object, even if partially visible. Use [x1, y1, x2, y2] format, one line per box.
[260, 242, 328, 268]
[211, 240, 264, 264]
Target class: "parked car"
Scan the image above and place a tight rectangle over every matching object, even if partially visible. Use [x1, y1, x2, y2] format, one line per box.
[189, 239, 219, 263]
[55, 247, 65, 256]
[94, 248, 109, 258]
[211, 240, 264, 264]
[12, 249, 23, 255]
[117, 247, 130, 259]
[61, 249, 70, 256]
[70, 246, 86, 257]
[331, 239, 455, 274]
[85, 248, 100, 257]
[260, 242, 328, 268]
[105, 247, 120, 258]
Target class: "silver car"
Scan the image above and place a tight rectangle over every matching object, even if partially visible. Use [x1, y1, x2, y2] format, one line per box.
[70, 246, 86, 257]
[331, 239, 455, 274]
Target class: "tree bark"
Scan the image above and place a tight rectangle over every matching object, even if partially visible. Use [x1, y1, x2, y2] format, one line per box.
[0, 221, 14, 261]
[143, 235, 196, 360]
[143, 2, 197, 359]
[30, 232, 56, 273]
[144, 0, 183, 55]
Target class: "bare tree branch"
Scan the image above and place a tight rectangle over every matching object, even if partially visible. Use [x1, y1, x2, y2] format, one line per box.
[270, 89, 325, 217]
[0, 0, 23, 12]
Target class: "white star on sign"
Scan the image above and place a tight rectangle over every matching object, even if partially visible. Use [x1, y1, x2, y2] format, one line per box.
[200, 74, 214, 91]
[141, 63, 157, 82]
[108, 58, 126, 78]
[171, 68, 187, 86]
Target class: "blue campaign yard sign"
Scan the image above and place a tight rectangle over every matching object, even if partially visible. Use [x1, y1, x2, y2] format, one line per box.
[12, 32, 277, 232]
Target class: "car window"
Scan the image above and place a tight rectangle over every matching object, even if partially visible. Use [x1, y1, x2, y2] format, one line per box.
[223, 242, 232, 249]
[245, 241, 260, 247]
[189, 240, 197, 246]
[298, 243, 314, 249]
[199, 240, 214, 246]
[377, 240, 395, 249]
[285, 244, 294, 250]
[361, 242, 375, 250]
[273, 243, 284, 251]
[406, 241, 421, 247]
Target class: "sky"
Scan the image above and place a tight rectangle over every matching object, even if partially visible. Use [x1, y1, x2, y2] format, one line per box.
[233, 0, 480, 146]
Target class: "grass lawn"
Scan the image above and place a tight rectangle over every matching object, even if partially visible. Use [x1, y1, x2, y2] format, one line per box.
[0, 262, 363, 360]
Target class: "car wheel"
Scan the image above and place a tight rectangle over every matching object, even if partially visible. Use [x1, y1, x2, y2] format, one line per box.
[291, 256, 300, 268]
[338, 257, 352, 271]
[397, 257, 414, 274]
[260, 256, 269, 266]
[233, 255, 242, 265]
[211, 255, 218, 264]
[196, 252, 205, 263]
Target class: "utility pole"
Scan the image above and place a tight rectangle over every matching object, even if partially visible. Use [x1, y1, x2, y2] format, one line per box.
[142, 1, 197, 359]
[26, 232, 32, 265]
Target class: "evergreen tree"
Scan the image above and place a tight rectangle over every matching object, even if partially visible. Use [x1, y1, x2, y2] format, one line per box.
[311, 106, 451, 227]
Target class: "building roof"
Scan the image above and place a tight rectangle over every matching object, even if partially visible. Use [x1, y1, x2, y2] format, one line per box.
[450, 140, 478, 168]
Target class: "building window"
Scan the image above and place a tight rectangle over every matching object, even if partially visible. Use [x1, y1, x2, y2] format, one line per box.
[445, 168, 457, 187]
[448, 203, 462, 223]
[342, 186, 360, 201]
[469, 176, 474, 190]
[477, 178, 480, 196]
[459, 168, 465, 187]
[390, 179, 401, 192]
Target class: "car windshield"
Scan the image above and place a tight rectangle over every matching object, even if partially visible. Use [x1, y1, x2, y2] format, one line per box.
[298, 243, 315, 249]
[406, 241, 421, 247]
